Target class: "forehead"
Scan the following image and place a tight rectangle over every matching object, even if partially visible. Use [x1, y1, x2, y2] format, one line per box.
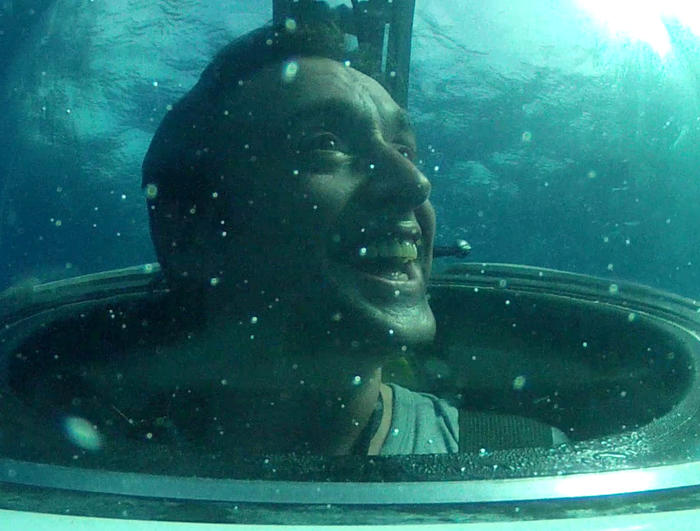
[233, 57, 409, 130]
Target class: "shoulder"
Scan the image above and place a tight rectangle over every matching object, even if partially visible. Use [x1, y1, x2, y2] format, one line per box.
[381, 384, 459, 455]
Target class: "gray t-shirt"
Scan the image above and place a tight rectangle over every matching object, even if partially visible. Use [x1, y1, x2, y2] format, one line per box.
[380, 383, 459, 455]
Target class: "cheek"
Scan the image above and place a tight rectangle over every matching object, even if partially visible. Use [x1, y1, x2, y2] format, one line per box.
[280, 174, 352, 234]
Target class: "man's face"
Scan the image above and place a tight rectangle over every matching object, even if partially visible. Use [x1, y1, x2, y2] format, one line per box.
[220, 57, 436, 353]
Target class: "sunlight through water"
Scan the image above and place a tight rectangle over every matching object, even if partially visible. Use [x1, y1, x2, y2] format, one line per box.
[576, 0, 700, 57]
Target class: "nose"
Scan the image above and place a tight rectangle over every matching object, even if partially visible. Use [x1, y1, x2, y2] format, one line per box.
[364, 141, 432, 212]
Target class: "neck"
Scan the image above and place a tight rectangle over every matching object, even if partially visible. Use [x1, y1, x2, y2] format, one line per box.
[202, 368, 386, 455]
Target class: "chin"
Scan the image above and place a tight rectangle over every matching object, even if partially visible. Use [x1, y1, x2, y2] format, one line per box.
[357, 298, 436, 349]
[292, 278, 436, 357]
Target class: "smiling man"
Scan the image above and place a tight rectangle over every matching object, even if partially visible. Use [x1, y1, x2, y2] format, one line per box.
[137, 21, 561, 455]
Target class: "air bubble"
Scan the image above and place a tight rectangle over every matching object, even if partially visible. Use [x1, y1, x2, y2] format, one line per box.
[281, 61, 299, 83]
[512, 375, 526, 390]
[146, 183, 158, 199]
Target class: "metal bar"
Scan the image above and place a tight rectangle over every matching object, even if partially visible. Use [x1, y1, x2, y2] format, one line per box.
[2, 457, 700, 504]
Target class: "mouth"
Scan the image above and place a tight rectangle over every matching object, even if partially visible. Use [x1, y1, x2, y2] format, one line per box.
[327, 225, 425, 291]
[348, 238, 421, 282]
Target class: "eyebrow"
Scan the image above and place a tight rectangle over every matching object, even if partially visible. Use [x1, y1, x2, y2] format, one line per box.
[288, 98, 414, 137]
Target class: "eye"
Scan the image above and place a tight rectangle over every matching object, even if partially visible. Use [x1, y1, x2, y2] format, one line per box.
[394, 144, 416, 161]
[298, 132, 345, 153]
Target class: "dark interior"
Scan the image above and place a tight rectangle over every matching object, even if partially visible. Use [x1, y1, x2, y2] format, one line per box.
[420, 285, 693, 440]
[3, 266, 695, 448]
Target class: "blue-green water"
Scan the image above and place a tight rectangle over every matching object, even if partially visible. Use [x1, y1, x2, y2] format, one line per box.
[0, 0, 699, 298]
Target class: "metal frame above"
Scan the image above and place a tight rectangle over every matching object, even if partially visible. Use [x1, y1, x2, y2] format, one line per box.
[272, 0, 416, 108]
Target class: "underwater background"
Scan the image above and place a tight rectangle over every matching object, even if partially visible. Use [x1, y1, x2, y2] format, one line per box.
[1, 0, 699, 297]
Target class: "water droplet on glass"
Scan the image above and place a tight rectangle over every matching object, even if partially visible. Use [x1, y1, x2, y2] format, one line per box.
[63, 416, 102, 451]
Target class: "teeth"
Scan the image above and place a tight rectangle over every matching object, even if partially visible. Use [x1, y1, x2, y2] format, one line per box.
[358, 239, 418, 262]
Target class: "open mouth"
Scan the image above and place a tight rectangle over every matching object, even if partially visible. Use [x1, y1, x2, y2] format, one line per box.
[330, 236, 422, 283]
